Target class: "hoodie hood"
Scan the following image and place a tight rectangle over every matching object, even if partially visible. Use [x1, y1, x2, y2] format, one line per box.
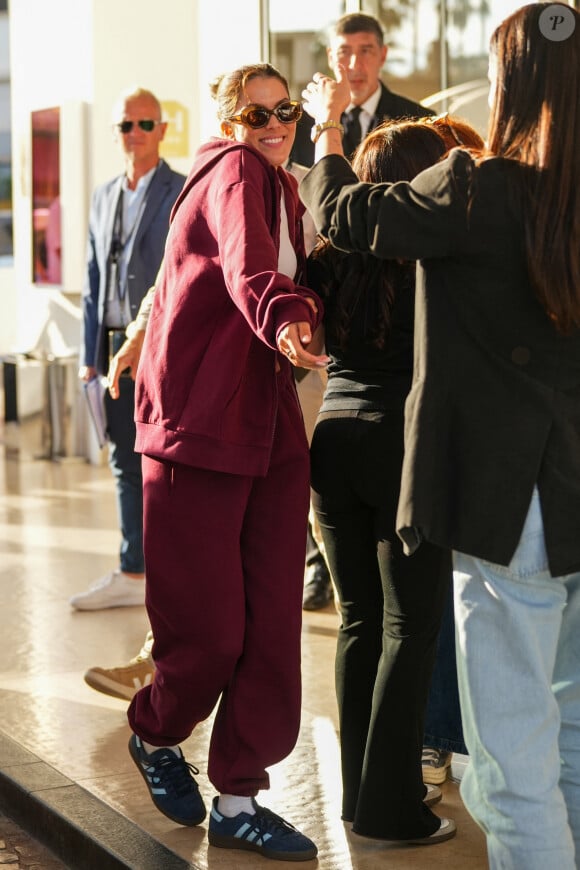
[170, 137, 281, 224]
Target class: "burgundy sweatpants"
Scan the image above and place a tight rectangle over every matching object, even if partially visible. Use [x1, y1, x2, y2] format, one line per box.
[128, 373, 310, 796]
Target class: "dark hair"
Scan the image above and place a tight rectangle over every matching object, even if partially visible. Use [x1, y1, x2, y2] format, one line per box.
[210, 64, 290, 122]
[311, 122, 447, 350]
[488, 2, 580, 333]
[420, 113, 484, 153]
[330, 13, 384, 46]
[352, 120, 447, 183]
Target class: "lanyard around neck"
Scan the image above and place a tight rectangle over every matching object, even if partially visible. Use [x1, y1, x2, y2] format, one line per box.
[110, 167, 157, 262]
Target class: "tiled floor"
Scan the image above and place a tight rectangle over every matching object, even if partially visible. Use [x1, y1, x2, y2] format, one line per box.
[0, 417, 488, 869]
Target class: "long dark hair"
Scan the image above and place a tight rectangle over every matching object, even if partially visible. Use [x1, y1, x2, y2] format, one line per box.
[311, 121, 447, 350]
[487, 3, 580, 333]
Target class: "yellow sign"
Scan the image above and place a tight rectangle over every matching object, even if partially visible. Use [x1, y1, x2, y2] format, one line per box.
[160, 101, 189, 158]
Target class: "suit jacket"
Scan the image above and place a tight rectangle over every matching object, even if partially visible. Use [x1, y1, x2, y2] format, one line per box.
[81, 159, 186, 374]
[291, 81, 433, 168]
[300, 150, 580, 577]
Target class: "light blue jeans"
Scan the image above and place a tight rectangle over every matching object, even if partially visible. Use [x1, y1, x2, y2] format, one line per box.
[453, 488, 580, 869]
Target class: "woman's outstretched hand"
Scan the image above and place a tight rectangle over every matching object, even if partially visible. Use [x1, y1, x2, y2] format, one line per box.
[277, 322, 329, 369]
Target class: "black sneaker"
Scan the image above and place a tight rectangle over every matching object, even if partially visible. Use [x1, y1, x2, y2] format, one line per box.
[128, 734, 206, 826]
[208, 797, 318, 861]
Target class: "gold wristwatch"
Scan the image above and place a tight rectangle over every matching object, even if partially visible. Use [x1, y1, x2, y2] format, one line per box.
[311, 120, 345, 143]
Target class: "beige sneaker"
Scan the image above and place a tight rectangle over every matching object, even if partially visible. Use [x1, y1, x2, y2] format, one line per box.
[422, 747, 453, 784]
[84, 631, 154, 700]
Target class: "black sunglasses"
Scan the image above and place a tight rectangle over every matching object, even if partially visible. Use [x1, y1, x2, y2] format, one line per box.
[227, 101, 303, 130]
[115, 119, 163, 134]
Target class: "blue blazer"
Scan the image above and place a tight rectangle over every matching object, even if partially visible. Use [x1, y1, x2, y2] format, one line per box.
[81, 159, 186, 374]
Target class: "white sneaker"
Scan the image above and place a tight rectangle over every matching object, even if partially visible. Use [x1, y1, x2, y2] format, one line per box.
[70, 569, 146, 610]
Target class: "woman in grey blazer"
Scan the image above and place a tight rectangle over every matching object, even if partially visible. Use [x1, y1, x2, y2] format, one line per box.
[299, 4, 580, 868]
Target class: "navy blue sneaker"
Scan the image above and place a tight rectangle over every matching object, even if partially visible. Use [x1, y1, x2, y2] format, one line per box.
[128, 734, 206, 826]
[208, 797, 317, 862]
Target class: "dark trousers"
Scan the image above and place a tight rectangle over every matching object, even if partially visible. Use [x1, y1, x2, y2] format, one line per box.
[128, 373, 310, 796]
[104, 376, 144, 574]
[305, 521, 323, 568]
[311, 411, 450, 839]
[424, 580, 468, 755]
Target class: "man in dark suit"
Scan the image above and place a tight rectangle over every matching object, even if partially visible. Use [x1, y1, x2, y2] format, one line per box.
[291, 11, 433, 168]
[71, 86, 185, 612]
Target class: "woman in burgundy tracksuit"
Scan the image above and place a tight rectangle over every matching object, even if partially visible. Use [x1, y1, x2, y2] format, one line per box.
[126, 64, 326, 862]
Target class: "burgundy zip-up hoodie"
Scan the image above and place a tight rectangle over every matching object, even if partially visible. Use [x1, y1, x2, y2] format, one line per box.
[134, 138, 322, 477]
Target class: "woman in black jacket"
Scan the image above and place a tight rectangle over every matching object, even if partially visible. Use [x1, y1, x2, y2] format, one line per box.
[300, 4, 580, 868]
[307, 120, 461, 846]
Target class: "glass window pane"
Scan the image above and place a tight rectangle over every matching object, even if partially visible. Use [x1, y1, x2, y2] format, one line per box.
[361, 0, 441, 106]
[268, 1, 347, 101]
[267, 0, 571, 143]
[359, 0, 529, 138]
[442, 0, 526, 135]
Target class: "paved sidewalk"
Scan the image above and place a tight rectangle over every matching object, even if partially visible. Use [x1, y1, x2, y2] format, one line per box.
[0, 442, 487, 870]
[0, 810, 68, 869]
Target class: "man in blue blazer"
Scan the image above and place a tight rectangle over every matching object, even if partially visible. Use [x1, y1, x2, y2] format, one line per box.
[72, 86, 185, 612]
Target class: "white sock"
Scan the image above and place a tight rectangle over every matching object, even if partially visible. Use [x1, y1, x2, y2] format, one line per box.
[142, 740, 180, 757]
[218, 794, 255, 817]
